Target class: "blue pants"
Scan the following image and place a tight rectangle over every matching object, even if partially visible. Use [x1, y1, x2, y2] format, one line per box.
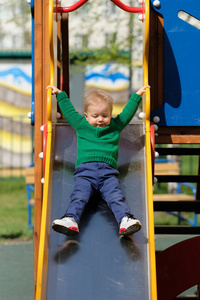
[65, 162, 131, 225]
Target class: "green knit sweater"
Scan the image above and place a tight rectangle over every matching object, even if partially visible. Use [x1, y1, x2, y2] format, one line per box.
[57, 91, 142, 169]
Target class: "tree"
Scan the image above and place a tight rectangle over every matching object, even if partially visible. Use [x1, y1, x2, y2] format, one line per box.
[68, 0, 143, 67]
[0, 0, 31, 50]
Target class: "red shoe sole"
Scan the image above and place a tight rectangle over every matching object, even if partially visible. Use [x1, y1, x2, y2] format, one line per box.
[119, 223, 141, 236]
[52, 224, 79, 236]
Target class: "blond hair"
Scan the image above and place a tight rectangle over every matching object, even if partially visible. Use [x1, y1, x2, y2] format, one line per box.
[83, 88, 113, 112]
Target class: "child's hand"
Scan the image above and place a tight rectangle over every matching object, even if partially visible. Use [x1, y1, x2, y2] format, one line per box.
[47, 85, 61, 95]
[136, 85, 150, 97]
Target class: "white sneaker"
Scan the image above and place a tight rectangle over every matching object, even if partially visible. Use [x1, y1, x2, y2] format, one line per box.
[52, 217, 79, 236]
[119, 215, 141, 236]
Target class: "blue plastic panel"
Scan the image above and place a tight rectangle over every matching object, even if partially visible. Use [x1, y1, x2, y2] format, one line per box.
[150, 0, 200, 126]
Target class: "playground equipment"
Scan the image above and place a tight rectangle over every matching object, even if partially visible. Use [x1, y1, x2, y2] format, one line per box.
[32, 0, 200, 299]
[154, 159, 197, 226]
[26, 163, 35, 229]
[149, 0, 200, 236]
[149, 0, 200, 299]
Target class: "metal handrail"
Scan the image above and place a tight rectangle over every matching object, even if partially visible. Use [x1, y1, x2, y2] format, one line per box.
[54, 0, 144, 14]
[110, 0, 144, 13]
[35, 0, 54, 299]
[54, 0, 89, 13]
[143, 0, 158, 299]
[47, 0, 54, 122]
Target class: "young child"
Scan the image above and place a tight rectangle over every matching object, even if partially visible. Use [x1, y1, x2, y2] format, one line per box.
[47, 84, 149, 237]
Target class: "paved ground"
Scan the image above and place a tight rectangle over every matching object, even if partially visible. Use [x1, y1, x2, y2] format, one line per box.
[0, 241, 34, 300]
[0, 236, 197, 299]
[155, 234, 198, 251]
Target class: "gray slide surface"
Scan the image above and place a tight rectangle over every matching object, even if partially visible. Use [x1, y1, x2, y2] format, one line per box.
[46, 122, 150, 299]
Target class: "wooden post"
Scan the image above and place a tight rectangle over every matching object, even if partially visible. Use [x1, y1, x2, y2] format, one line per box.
[34, 0, 50, 296]
[61, 13, 70, 96]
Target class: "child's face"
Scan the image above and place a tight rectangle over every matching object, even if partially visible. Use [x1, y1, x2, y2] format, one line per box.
[84, 99, 112, 128]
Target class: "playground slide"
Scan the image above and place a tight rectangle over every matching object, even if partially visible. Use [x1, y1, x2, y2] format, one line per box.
[45, 122, 151, 299]
[44, 123, 152, 300]
[36, 1, 157, 299]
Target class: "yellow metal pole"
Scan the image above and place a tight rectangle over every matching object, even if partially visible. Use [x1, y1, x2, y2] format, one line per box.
[144, 0, 158, 299]
[35, 0, 55, 298]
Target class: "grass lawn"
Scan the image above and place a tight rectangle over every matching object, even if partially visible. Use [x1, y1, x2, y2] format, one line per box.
[0, 179, 33, 243]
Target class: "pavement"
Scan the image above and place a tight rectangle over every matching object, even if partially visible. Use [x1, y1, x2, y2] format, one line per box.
[0, 241, 34, 300]
[0, 235, 197, 299]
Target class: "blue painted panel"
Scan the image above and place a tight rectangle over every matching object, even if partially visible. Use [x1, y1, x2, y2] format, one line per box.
[31, 0, 34, 126]
[150, 0, 200, 126]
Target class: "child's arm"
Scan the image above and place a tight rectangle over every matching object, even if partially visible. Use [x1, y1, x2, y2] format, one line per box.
[136, 85, 150, 97]
[47, 85, 61, 95]
[115, 85, 150, 129]
[47, 85, 83, 129]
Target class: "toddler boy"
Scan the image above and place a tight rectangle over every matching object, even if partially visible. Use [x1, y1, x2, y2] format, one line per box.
[47, 84, 149, 236]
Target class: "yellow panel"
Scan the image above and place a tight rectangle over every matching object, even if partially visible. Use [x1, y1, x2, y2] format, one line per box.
[0, 81, 31, 96]
[0, 129, 32, 153]
[85, 82, 129, 91]
[0, 100, 30, 119]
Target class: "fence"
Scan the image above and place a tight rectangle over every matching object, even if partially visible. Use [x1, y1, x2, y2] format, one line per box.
[0, 115, 33, 178]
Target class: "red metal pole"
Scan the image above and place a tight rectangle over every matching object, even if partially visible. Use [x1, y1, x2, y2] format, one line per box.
[54, 0, 144, 14]
[54, 0, 89, 13]
[110, 0, 144, 13]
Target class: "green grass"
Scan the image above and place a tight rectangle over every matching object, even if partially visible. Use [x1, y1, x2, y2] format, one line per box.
[154, 211, 197, 226]
[0, 179, 33, 243]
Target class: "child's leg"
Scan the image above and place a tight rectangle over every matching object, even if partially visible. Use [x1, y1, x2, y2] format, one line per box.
[52, 165, 94, 236]
[64, 163, 96, 223]
[100, 175, 142, 236]
[100, 176, 130, 224]
[99, 165, 130, 224]
[65, 175, 94, 223]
